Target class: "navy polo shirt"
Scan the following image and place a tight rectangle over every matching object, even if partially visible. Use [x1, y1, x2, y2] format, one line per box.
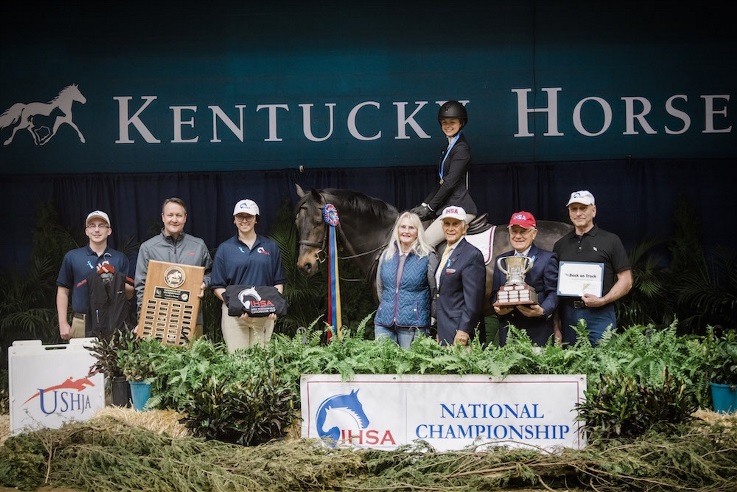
[56, 246, 130, 314]
[211, 234, 287, 289]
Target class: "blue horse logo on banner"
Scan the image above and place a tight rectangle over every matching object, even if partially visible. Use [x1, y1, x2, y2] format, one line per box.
[0, 84, 86, 146]
[315, 389, 370, 445]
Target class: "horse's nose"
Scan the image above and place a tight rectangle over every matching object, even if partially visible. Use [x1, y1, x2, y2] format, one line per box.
[298, 261, 315, 276]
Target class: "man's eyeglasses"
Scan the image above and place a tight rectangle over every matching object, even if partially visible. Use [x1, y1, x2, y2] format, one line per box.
[87, 224, 110, 230]
[235, 215, 255, 222]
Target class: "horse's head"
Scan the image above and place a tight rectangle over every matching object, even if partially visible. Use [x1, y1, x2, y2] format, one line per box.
[295, 184, 399, 278]
[63, 84, 87, 105]
[295, 184, 327, 277]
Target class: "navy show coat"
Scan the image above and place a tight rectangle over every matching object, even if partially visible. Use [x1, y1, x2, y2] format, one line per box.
[434, 237, 486, 345]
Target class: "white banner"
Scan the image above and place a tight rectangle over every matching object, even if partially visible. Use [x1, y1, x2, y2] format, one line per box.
[9, 338, 105, 435]
[301, 374, 586, 451]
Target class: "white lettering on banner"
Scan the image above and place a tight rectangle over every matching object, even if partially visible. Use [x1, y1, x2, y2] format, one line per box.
[394, 101, 431, 140]
[348, 101, 381, 140]
[257, 104, 289, 142]
[171, 106, 198, 143]
[702, 95, 732, 133]
[210, 105, 246, 142]
[300, 103, 336, 142]
[112, 93, 731, 145]
[513, 88, 731, 137]
[114, 96, 161, 143]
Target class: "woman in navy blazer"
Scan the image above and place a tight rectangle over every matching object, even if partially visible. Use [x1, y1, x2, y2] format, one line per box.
[491, 211, 559, 346]
[410, 101, 478, 247]
[434, 206, 486, 346]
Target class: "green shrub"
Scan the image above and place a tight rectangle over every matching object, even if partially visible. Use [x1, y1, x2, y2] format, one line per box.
[577, 370, 698, 442]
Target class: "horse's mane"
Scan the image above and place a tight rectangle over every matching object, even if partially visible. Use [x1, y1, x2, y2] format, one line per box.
[54, 84, 79, 102]
[297, 187, 398, 219]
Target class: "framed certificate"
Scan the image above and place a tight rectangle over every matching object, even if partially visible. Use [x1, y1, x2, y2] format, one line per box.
[557, 261, 604, 297]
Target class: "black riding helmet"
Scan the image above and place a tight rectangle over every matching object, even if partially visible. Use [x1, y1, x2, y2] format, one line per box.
[437, 100, 468, 128]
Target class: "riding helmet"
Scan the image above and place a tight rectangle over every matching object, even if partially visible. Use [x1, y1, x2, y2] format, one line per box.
[437, 101, 468, 128]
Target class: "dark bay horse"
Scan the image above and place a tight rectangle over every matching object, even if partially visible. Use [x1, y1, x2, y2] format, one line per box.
[295, 184, 573, 315]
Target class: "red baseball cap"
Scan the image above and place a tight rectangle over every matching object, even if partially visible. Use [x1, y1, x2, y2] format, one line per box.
[508, 211, 536, 229]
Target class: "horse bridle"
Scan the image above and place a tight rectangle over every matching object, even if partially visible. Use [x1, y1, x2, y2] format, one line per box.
[297, 200, 386, 266]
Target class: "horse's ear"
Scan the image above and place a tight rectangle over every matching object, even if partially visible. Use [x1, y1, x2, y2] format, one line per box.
[296, 184, 305, 198]
[310, 188, 324, 204]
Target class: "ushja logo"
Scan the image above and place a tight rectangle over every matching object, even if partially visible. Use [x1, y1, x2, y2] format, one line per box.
[23, 376, 96, 415]
[0, 84, 87, 146]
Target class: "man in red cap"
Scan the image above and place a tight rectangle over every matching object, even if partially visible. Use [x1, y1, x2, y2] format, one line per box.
[491, 211, 559, 346]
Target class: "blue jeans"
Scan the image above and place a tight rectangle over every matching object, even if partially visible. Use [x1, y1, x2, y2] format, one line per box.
[560, 304, 616, 347]
[374, 324, 428, 349]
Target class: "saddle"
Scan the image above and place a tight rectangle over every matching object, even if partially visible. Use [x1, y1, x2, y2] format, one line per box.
[467, 213, 492, 235]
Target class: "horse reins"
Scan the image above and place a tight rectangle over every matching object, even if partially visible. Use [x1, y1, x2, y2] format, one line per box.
[297, 198, 387, 281]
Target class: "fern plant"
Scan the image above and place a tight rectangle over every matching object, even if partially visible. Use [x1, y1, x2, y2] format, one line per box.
[667, 197, 737, 334]
[0, 201, 76, 370]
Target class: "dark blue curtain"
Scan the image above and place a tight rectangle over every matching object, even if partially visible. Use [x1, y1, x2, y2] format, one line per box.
[2, 157, 734, 277]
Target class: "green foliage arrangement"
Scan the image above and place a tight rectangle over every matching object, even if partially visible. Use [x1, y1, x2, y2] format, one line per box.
[116, 334, 169, 383]
[146, 315, 710, 444]
[0, 202, 75, 370]
[86, 328, 134, 379]
[145, 338, 298, 446]
[701, 326, 737, 385]
[5, 416, 737, 492]
[665, 197, 737, 332]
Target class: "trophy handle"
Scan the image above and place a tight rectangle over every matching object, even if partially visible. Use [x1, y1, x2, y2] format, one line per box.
[496, 256, 509, 275]
[522, 256, 534, 273]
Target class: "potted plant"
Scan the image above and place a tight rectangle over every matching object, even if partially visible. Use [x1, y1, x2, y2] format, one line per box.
[87, 328, 137, 407]
[703, 326, 737, 413]
[117, 334, 163, 410]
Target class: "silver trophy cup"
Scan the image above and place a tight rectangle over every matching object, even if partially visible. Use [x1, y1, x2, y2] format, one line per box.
[495, 255, 538, 305]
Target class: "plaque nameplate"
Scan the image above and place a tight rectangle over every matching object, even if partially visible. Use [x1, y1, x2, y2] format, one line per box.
[136, 260, 204, 346]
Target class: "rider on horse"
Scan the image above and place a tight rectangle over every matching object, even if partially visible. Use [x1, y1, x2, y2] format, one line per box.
[410, 100, 478, 247]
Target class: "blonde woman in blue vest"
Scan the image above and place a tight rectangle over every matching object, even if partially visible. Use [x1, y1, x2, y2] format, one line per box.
[374, 211, 439, 349]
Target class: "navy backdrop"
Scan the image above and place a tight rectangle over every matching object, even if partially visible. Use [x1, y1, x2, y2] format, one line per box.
[1, 2, 735, 275]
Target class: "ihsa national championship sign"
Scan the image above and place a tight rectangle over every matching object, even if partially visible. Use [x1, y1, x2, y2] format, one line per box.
[301, 374, 586, 451]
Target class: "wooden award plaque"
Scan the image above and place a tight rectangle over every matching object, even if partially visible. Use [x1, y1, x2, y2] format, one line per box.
[136, 260, 204, 346]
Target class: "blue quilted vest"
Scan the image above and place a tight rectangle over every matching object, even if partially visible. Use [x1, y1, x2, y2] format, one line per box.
[375, 252, 431, 328]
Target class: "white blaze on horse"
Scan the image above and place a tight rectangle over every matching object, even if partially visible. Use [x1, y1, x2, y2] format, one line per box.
[294, 184, 572, 315]
[0, 84, 87, 146]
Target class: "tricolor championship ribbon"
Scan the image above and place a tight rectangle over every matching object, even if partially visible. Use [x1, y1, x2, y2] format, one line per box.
[322, 204, 342, 340]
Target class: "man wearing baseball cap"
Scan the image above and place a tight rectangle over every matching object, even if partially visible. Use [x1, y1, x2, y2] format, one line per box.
[433, 205, 485, 346]
[491, 211, 559, 346]
[553, 190, 632, 346]
[56, 210, 133, 340]
[210, 199, 287, 352]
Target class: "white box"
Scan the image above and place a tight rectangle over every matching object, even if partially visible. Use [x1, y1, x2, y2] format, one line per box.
[9, 338, 105, 435]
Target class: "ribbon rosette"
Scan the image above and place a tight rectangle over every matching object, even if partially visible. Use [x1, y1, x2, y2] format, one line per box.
[322, 204, 342, 339]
